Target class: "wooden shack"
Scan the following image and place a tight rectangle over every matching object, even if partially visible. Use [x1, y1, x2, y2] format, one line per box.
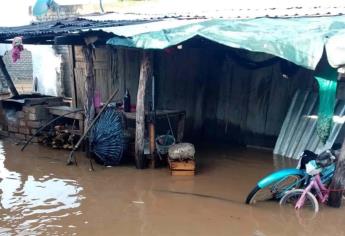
[0, 12, 345, 169]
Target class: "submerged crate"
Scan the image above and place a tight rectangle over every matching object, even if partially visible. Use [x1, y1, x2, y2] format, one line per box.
[168, 159, 195, 176]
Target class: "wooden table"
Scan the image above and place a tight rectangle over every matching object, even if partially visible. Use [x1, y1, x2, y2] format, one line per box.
[47, 106, 84, 135]
[123, 109, 186, 168]
[123, 109, 186, 142]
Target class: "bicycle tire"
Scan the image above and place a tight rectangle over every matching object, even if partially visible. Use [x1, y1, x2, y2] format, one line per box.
[279, 189, 319, 212]
[245, 174, 302, 204]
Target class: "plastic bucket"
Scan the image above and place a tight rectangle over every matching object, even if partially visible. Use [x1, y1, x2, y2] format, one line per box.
[156, 135, 175, 155]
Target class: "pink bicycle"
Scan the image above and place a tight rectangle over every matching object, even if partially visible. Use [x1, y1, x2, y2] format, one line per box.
[279, 151, 337, 213]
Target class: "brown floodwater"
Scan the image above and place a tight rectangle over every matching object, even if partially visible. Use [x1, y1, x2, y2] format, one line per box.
[0, 139, 344, 236]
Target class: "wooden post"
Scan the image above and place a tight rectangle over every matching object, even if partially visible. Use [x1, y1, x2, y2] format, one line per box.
[0, 56, 19, 97]
[149, 122, 156, 168]
[82, 45, 96, 131]
[135, 52, 151, 169]
[68, 45, 78, 108]
[177, 112, 186, 143]
[328, 138, 345, 207]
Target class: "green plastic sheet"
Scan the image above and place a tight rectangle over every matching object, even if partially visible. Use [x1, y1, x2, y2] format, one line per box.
[107, 16, 345, 70]
[107, 16, 344, 142]
[314, 65, 338, 144]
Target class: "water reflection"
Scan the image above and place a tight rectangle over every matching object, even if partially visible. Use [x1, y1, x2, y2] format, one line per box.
[0, 141, 84, 235]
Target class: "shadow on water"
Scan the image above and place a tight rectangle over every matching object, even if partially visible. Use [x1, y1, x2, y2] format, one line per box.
[153, 189, 241, 204]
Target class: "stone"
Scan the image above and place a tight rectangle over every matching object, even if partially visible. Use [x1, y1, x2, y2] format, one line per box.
[168, 143, 195, 160]
[15, 133, 26, 140]
[8, 125, 19, 133]
[31, 128, 38, 135]
[19, 127, 31, 135]
[28, 112, 51, 121]
[7, 120, 19, 127]
[27, 120, 44, 128]
[24, 105, 50, 120]
[0, 130, 9, 137]
[19, 119, 27, 127]
[16, 111, 25, 119]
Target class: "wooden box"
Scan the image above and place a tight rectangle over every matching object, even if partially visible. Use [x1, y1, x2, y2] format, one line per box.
[168, 159, 195, 176]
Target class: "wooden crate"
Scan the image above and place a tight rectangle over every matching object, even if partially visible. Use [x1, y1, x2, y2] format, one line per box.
[168, 159, 195, 176]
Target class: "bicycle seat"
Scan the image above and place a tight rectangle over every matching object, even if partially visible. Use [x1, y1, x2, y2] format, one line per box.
[297, 150, 317, 170]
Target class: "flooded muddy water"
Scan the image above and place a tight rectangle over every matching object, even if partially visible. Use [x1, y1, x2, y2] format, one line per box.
[0, 139, 345, 236]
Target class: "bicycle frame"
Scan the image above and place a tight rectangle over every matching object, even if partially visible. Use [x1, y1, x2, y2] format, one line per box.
[295, 174, 329, 209]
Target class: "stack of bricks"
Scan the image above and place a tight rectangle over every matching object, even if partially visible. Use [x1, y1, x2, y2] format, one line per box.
[7, 105, 53, 142]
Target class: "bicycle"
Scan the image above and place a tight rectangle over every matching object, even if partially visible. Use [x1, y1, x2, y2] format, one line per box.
[245, 149, 336, 205]
[279, 152, 337, 212]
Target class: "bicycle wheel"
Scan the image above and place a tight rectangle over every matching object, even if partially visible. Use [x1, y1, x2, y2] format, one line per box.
[246, 174, 302, 204]
[279, 189, 319, 212]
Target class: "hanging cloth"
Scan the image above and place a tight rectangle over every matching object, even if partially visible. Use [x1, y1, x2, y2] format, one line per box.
[314, 62, 338, 144]
[12, 37, 24, 63]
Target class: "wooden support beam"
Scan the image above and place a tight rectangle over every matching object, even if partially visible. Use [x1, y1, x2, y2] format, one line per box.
[135, 52, 152, 169]
[82, 45, 96, 130]
[328, 138, 345, 207]
[0, 56, 19, 97]
[68, 45, 78, 108]
[148, 122, 156, 168]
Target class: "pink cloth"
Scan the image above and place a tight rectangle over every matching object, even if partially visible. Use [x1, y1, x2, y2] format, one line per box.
[12, 37, 24, 63]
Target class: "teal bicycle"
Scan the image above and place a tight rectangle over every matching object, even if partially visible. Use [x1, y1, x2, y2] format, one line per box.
[246, 150, 336, 204]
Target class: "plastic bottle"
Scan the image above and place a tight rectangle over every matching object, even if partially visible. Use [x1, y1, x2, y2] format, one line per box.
[123, 89, 131, 112]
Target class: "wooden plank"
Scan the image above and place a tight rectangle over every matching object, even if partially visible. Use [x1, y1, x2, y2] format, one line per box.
[95, 69, 112, 103]
[93, 47, 110, 62]
[75, 61, 109, 70]
[74, 46, 84, 62]
[48, 106, 84, 120]
[169, 160, 195, 171]
[68, 45, 78, 108]
[135, 52, 151, 169]
[82, 46, 96, 129]
[74, 68, 86, 108]
[123, 110, 185, 120]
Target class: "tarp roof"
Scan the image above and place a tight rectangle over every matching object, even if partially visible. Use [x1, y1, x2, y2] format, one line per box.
[107, 15, 345, 70]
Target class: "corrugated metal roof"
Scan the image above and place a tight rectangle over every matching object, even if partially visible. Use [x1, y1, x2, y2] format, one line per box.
[274, 90, 345, 159]
[82, 5, 345, 20]
[0, 3, 344, 43]
[0, 16, 160, 42]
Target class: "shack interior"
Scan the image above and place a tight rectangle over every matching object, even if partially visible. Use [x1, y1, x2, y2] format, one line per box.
[72, 40, 314, 146]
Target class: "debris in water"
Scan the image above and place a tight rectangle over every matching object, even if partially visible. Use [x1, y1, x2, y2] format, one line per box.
[253, 230, 266, 236]
[132, 201, 145, 204]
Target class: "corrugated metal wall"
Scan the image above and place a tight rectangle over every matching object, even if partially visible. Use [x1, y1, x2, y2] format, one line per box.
[274, 90, 345, 158]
